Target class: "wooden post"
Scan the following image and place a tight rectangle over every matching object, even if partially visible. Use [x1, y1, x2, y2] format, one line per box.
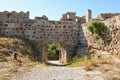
[14, 52, 18, 60]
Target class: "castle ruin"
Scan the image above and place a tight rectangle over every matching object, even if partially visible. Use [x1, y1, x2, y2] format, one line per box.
[0, 10, 118, 64]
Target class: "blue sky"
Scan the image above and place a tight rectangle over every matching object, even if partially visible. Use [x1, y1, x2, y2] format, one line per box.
[0, 0, 120, 20]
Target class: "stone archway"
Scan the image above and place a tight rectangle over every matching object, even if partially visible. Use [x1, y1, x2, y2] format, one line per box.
[42, 43, 67, 64]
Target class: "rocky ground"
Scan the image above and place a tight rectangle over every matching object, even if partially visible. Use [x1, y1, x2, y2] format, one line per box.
[0, 54, 120, 80]
[11, 65, 104, 80]
[0, 35, 120, 80]
[0, 37, 36, 80]
[8, 56, 120, 80]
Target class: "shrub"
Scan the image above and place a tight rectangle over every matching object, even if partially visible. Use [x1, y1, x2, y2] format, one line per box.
[47, 43, 61, 60]
[88, 21, 106, 38]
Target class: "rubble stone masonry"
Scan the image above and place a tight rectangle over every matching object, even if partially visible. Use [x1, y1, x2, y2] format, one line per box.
[0, 10, 119, 62]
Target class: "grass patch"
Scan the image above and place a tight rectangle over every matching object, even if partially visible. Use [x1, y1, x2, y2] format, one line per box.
[68, 55, 115, 72]
[37, 62, 49, 67]
[99, 65, 112, 72]
[69, 56, 99, 68]
[69, 56, 88, 67]
[84, 64, 94, 71]
[0, 37, 40, 61]
[0, 57, 8, 62]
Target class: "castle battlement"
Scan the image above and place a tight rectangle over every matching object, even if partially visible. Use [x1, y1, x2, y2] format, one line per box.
[0, 11, 29, 22]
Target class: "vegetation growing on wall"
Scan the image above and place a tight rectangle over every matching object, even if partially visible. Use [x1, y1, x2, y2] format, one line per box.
[88, 21, 106, 38]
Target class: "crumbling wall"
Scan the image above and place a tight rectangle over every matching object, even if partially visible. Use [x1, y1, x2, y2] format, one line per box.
[0, 11, 29, 22]
[86, 9, 92, 22]
[97, 13, 120, 20]
[82, 15, 120, 55]
[0, 11, 84, 61]
[60, 12, 76, 21]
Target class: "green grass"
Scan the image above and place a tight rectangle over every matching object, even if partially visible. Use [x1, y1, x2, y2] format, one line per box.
[68, 56, 99, 68]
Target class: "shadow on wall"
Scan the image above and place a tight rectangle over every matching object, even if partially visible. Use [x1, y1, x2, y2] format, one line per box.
[97, 25, 112, 51]
[76, 25, 88, 57]
[78, 22, 112, 57]
[103, 26, 112, 45]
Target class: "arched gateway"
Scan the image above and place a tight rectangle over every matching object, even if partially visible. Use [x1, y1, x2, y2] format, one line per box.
[0, 10, 90, 64]
[43, 43, 67, 64]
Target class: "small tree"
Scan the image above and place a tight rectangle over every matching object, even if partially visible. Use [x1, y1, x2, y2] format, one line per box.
[88, 21, 106, 38]
[47, 43, 61, 60]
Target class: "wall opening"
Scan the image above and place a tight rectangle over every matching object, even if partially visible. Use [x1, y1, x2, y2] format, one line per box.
[43, 42, 67, 65]
[67, 15, 70, 19]
[47, 43, 60, 60]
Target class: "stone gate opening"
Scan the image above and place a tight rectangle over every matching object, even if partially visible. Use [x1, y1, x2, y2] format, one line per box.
[43, 43, 67, 64]
[47, 43, 60, 60]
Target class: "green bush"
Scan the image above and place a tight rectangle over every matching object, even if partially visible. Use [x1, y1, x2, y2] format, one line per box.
[47, 43, 61, 60]
[88, 21, 106, 37]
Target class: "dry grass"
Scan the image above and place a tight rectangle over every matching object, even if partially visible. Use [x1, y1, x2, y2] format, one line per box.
[0, 37, 36, 65]
[99, 57, 115, 65]
[20, 57, 36, 66]
[10, 56, 37, 68]
[98, 65, 112, 72]
[9, 67, 18, 72]
[0, 37, 38, 80]
[0, 57, 37, 80]
[84, 58, 100, 71]
[69, 55, 117, 72]
[69, 56, 88, 67]
[84, 64, 94, 71]
[0, 57, 8, 62]
[0, 48, 9, 55]
[69, 56, 99, 68]
[0, 73, 11, 80]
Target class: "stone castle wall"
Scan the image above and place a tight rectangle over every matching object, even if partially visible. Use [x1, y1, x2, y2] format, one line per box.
[0, 10, 120, 62]
[0, 11, 29, 22]
[0, 11, 88, 61]
[0, 10, 119, 62]
[97, 13, 120, 20]
[81, 15, 120, 55]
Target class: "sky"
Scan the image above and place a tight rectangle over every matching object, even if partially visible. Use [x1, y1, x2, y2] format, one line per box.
[0, 0, 120, 20]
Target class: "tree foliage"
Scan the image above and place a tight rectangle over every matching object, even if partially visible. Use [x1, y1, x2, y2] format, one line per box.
[47, 43, 61, 60]
[88, 21, 106, 37]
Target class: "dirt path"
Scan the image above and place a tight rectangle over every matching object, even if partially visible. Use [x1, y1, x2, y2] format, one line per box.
[11, 65, 104, 80]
